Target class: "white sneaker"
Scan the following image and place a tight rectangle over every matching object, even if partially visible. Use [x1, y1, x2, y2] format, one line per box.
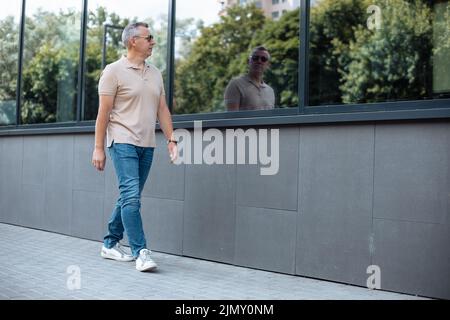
[101, 243, 134, 262]
[136, 249, 158, 272]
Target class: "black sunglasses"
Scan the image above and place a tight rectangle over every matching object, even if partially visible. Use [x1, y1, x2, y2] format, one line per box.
[250, 55, 269, 63]
[135, 34, 154, 42]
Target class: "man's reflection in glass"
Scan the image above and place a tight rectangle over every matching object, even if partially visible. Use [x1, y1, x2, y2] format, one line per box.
[224, 46, 275, 111]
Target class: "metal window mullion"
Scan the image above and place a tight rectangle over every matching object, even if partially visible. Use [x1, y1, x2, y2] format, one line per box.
[16, 0, 26, 126]
[101, 24, 107, 69]
[76, 0, 88, 122]
[166, 0, 176, 112]
[298, 0, 310, 113]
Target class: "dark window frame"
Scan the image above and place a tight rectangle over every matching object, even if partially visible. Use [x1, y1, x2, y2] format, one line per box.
[1, 0, 449, 136]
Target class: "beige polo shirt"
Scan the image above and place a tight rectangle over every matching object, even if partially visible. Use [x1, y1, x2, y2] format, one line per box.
[98, 56, 165, 148]
[224, 75, 275, 110]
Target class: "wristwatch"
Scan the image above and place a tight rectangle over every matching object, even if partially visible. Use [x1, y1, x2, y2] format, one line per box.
[167, 139, 178, 145]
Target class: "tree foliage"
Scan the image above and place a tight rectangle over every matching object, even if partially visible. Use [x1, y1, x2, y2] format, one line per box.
[339, 0, 433, 103]
[308, 0, 367, 105]
[21, 8, 81, 123]
[0, 16, 19, 124]
[309, 0, 448, 105]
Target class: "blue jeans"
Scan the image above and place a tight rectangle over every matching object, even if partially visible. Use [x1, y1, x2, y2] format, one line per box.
[104, 142, 154, 258]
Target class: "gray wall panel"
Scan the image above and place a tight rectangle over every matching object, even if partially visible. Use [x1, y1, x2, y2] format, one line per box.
[44, 184, 72, 234]
[0, 137, 23, 224]
[296, 125, 374, 286]
[1, 120, 449, 299]
[73, 135, 105, 192]
[22, 136, 47, 186]
[142, 133, 185, 200]
[235, 206, 296, 274]
[183, 164, 236, 263]
[0, 183, 21, 224]
[373, 218, 450, 299]
[374, 123, 450, 224]
[236, 128, 299, 211]
[43, 136, 74, 234]
[72, 190, 103, 241]
[141, 197, 183, 255]
[20, 184, 45, 229]
[0, 138, 3, 218]
[0, 138, 4, 221]
[46, 136, 74, 188]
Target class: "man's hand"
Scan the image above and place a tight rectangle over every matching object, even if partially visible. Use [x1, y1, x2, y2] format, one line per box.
[92, 147, 106, 171]
[168, 142, 178, 163]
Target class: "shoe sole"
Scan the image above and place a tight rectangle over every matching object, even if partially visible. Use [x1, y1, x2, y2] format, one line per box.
[136, 265, 158, 272]
[101, 251, 134, 262]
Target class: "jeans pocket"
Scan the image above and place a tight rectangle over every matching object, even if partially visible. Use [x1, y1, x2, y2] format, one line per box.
[113, 142, 137, 160]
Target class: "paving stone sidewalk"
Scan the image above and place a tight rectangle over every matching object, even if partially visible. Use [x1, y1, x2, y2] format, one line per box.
[0, 223, 427, 300]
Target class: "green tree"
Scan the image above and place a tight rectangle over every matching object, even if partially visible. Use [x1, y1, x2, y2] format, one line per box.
[22, 43, 79, 123]
[431, 0, 450, 97]
[0, 16, 19, 125]
[339, 0, 434, 103]
[308, 0, 367, 105]
[21, 8, 81, 124]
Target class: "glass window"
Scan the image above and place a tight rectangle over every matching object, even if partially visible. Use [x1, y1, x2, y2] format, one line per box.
[84, 0, 169, 121]
[174, 1, 299, 114]
[21, 1, 82, 124]
[0, 0, 21, 126]
[309, 0, 450, 106]
[433, 0, 450, 98]
[272, 0, 280, 5]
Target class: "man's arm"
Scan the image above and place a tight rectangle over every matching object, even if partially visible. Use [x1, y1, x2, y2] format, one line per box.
[92, 95, 114, 171]
[157, 95, 177, 162]
[226, 102, 239, 111]
[224, 80, 240, 111]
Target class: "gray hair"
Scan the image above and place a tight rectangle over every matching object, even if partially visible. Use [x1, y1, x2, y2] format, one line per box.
[122, 22, 149, 48]
[250, 46, 271, 59]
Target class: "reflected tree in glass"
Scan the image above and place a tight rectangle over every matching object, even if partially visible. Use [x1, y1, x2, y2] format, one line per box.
[0, 15, 20, 125]
[21, 7, 81, 124]
[309, 0, 449, 106]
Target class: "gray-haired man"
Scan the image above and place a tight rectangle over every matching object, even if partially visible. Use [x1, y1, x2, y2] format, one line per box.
[92, 22, 178, 272]
[224, 46, 275, 111]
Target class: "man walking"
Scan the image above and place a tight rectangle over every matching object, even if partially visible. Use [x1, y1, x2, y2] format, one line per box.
[92, 22, 178, 272]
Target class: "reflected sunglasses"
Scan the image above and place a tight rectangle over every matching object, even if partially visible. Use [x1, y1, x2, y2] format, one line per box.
[250, 55, 269, 63]
[134, 34, 154, 42]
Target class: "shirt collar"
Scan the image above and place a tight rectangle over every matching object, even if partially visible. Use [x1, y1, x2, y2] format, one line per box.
[121, 56, 150, 70]
[244, 74, 267, 88]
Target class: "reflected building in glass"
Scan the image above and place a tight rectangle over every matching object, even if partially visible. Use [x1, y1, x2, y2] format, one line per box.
[218, 0, 300, 20]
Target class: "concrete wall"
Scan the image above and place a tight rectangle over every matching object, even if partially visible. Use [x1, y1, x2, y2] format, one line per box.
[0, 121, 449, 299]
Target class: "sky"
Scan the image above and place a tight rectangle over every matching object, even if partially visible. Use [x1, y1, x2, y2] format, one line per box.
[2, 0, 223, 25]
